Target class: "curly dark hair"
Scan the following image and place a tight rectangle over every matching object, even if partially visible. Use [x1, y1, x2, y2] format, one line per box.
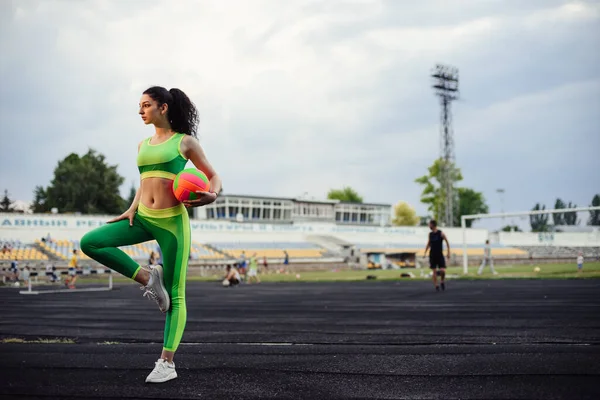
[143, 86, 199, 137]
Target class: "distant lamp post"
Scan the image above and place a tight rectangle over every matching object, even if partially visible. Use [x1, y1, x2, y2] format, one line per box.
[496, 188, 505, 227]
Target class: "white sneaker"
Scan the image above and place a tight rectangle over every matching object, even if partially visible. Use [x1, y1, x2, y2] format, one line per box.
[145, 358, 177, 383]
[140, 265, 170, 313]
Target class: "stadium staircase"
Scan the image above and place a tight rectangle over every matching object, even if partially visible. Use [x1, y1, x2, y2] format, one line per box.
[306, 235, 351, 256]
[202, 244, 233, 259]
[33, 241, 62, 262]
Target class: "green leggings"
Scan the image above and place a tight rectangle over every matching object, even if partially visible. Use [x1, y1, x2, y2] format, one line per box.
[80, 202, 191, 352]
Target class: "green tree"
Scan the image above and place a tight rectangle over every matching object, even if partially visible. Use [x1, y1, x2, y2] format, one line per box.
[327, 187, 363, 203]
[588, 194, 600, 226]
[501, 225, 522, 232]
[33, 149, 126, 214]
[126, 182, 137, 206]
[0, 189, 14, 212]
[392, 201, 420, 226]
[552, 198, 566, 226]
[455, 188, 489, 227]
[415, 158, 463, 222]
[32, 186, 50, 213]
[530, 203, 549, 232]
[563, 201, 579, 225]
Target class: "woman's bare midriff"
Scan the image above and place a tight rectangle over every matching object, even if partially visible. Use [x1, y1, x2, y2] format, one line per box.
[139, 178, 180, 209]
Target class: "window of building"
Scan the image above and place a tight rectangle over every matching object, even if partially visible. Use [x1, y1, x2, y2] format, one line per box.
[252, 208, 261, 219]
[263, 208, 271, 219]
[241, 207, 249, 218]
[274, 209, 281, 219]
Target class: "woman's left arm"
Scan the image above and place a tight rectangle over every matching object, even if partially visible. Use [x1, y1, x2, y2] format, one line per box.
[181, 135, 222, 208]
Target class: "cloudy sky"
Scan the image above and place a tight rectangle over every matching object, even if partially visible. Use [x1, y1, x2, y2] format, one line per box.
[1, 0, 599, 229]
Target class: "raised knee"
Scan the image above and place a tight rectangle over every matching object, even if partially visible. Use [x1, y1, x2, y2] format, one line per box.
[79, 233, 96, 255]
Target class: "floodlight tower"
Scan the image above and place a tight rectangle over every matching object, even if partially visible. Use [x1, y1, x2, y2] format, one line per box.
[432, 64, 459, 227]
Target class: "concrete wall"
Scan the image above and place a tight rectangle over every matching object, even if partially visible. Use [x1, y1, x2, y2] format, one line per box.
[6, 213, 597, 249]
[0, 213, 490, 246]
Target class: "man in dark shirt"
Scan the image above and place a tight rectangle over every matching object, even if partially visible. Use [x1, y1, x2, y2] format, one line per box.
[424, 220, 451, 291]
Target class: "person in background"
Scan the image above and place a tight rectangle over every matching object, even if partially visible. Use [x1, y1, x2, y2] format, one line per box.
[238, 251, 247, 279]
[65, 249, 80, 289]
[21, 265, 30, 287]
[9, 258, 19, 282]
[223, 265, 241, 286]
[424, 220, 450, 292]
[283, 250, 289, 266]
[46, 262, 59, 283]
[477, 240, 498, 276]
[247, 253, 260, 284]
[577, 252, 584, 273]
[149, 251, 158, 266]
[262, 256, 268, 274]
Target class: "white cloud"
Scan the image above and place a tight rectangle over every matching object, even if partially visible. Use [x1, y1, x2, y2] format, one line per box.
[0, 0, 598, 224]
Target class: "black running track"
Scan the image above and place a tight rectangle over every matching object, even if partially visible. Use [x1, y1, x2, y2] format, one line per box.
[1, 280, 599, 399]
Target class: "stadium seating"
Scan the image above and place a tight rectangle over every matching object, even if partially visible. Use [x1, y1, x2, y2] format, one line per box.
[190, 243, 224, 260]
[517, 246, 600, 259]
[1, 239, 48, 261]
[37, 239, 91, 260]
[36, 238, 222, 261]
[209, 241, 325, 259]
[354, 243, 527, 257]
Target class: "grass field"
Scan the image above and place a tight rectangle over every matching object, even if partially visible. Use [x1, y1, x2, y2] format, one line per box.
[193, 262, 600, 283]
[8, 262, 599, 288]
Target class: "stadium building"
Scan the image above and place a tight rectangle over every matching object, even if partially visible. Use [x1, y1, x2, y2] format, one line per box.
[1, 193, 599, 276]
[195, 194, 392, 226]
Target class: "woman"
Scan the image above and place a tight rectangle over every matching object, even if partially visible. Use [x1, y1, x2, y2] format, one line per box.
[148, 250, 158, 266]
[247, 252, 260, 284]
[80, 86, 221, 383]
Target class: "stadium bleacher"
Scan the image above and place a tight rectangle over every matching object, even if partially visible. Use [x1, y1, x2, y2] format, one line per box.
[517, 246, 600, 259]
[1, 239, 48, 261]
[37, 239, 91, 260]
[35, 238, 222, 262]
[190, 243, 224, 260]
[209, 242, 325, 259]
[5, 233, 598, 265]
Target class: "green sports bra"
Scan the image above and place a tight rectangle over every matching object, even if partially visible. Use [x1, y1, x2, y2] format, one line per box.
[137, 133, 188, 181]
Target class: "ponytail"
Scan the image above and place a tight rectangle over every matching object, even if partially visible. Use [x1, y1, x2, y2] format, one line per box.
[143, 86, 199, 137]
[168, 88, 199, 137]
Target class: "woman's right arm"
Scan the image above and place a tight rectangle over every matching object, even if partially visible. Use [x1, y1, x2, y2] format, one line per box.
[107, 141, 143, 225]
[128, 185, 142, 212]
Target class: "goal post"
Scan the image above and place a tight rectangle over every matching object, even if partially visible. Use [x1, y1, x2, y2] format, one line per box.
[461, 206, 600, 274]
